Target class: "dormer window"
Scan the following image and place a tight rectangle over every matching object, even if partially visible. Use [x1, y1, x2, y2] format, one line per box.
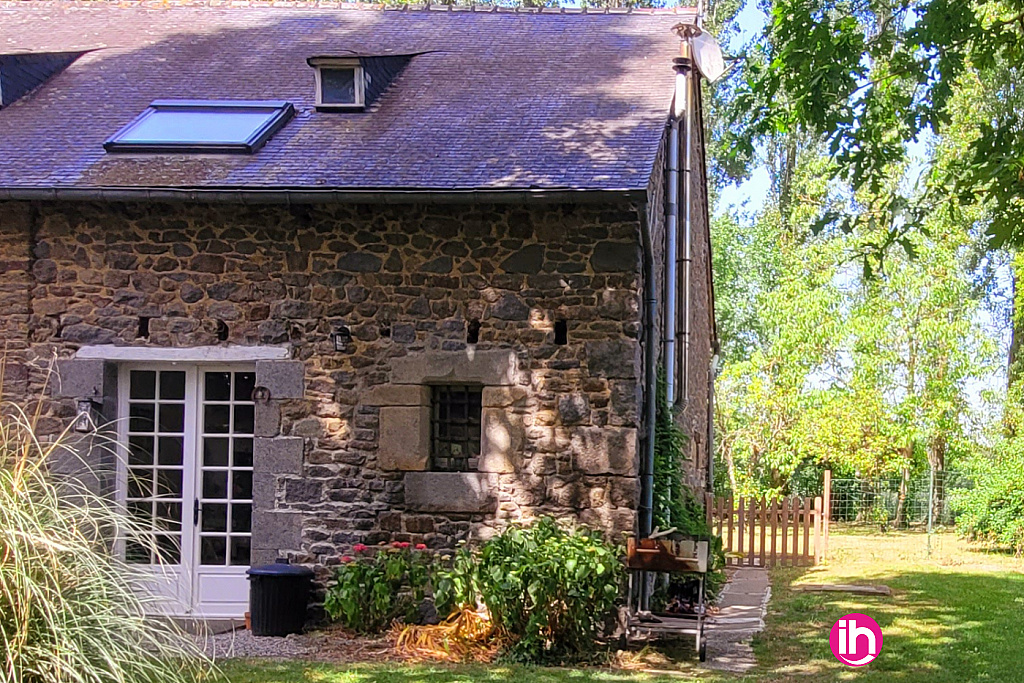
[309, 58, 365, 110]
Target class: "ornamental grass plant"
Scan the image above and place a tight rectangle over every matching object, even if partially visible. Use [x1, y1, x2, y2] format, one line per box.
[0, 398, 212, 683]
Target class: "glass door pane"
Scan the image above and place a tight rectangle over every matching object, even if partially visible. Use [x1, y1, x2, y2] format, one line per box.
[125, 369, 187, 564]
[198, 370, 255, 566]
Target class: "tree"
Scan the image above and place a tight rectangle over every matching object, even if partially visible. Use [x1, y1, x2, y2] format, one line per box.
[730, 0, 1024, 252]
[710, 100, 997, 499]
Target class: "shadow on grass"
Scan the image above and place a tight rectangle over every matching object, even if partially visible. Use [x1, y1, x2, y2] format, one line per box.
[753, 567, 1024, 682]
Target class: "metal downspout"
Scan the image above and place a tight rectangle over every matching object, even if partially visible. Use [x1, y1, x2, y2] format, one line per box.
[677, 49, 695, 406]
[639, 198, 656, 542]
[664, 106, 680, 406]
[638, 199, 657, 613]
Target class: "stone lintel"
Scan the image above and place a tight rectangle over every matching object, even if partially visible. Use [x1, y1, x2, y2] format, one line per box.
[362, 384, 430, 407]
[390, 349, 517, 386]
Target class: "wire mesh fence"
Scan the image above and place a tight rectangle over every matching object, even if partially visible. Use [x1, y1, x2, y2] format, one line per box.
[827, 471, 971, 530]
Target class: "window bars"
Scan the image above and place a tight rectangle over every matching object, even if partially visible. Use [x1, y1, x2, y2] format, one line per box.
[430, 385, 482, 472]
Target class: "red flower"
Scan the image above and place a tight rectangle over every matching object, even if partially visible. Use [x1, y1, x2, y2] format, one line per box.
[415, 543, 428, 550]
[341, 556, 353, 563]
[398, 541, 411, 549]
[353, 543, 368, 553]
[392, 541, 403, 548]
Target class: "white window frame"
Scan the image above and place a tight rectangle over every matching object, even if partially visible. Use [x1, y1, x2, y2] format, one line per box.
[311, 58, 365, 110]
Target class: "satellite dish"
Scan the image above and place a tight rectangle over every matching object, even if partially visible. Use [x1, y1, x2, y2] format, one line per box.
[690, 31, 726, 83]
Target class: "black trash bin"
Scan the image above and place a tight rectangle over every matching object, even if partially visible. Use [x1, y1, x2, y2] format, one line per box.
[247, 559, 314, 637]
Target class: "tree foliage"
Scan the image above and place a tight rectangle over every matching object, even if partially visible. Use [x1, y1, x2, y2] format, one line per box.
[711, 100, 998, 494]
[731, 0, 1024, 250]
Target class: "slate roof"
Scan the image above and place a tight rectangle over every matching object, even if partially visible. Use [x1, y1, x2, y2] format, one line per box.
[0, 2, 694, 196]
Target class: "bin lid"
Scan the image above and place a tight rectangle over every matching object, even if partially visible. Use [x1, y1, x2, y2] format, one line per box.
[246, 559, 314, 577]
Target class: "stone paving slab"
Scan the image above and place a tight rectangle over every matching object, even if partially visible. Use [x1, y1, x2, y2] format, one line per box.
[705, 566, 770, 673]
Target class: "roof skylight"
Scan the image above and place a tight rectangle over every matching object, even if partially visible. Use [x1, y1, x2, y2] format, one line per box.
[104, 100, 295, 154]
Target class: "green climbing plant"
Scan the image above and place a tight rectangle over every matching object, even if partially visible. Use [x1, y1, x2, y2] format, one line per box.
[653, 367, 727, 600]
[653, 367, 689, 532]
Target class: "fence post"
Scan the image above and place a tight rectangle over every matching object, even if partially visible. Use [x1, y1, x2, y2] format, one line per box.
[748, 497, 756, 567]
[727, 494, 735, 564]
[737, 496, 745, 566]
[780, 497, 789, 566]
[823, 470, 832, 561]
[814, 496, 823, 564]
[927, 464, 934, 558]
[759, 497, 767, 568]
[770, 497, 778, 567]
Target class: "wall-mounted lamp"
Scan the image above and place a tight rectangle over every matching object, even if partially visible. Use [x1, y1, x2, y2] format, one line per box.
[331, 325, 352, 353]
[74, 398, 100, 433]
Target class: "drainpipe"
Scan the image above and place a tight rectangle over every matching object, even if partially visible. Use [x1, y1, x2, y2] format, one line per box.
[676, 40, 695, 407]
[664, 89, 680, 406]
[638, 200, 657, 613]
[638, 199, 656, 542]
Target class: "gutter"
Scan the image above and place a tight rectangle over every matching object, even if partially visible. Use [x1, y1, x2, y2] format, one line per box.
[0, 186, 647, 206]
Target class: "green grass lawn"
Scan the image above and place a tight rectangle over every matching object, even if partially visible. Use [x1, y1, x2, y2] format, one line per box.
[216, 532, 1024, 683]
[216, 661, 703, 683]
[750, 532, 1024, 682]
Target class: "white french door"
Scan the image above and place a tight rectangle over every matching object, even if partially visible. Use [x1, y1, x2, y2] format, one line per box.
[117, 365, 255, 618]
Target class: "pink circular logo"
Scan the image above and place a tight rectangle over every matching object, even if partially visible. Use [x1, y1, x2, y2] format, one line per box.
[829, 613, 882, 666]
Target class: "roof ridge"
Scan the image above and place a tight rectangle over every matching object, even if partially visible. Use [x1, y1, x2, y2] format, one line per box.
[0, 0, 699, 15]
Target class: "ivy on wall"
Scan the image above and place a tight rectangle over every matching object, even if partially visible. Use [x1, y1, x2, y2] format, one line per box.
[653, 366, 692, 532]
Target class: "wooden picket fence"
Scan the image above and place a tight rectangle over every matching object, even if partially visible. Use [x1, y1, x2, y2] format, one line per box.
[703, 477, 831, 567]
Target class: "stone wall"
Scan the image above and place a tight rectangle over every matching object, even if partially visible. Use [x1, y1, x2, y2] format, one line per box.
[0, 199, 649, 568]
[644, 79, 717, 494]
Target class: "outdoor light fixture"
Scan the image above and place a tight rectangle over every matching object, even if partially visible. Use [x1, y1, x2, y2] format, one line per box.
[331, 325, 352, 352]
[74, 398, 99, 433]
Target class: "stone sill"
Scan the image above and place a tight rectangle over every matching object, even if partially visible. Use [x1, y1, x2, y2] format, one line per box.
[404, 472, 498, 513]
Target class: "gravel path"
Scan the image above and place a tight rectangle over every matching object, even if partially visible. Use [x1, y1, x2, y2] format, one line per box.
[195, 628, 317, 659]
[193, 625, 397, 662]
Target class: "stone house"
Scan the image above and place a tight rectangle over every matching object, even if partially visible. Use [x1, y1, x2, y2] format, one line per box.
[0, 1, 717, 618]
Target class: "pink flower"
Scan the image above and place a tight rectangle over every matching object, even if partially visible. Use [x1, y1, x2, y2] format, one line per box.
[353, 543, 368, 554]
[415, 543, 428, 550]
[392, 541, 403, 548]
[341, 556, 353, 563]
[398, 541, 411, 549]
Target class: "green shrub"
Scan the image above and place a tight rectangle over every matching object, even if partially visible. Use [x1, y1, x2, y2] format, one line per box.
[953, 442, 1024, 553]
[0, 407, 210, 683]
[432, 543, 480, 616]
[434, 518, 622, 664]
[324, 542, 434, 633]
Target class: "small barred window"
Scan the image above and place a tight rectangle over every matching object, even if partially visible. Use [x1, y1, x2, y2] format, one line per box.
[430, 385, 482, 472]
